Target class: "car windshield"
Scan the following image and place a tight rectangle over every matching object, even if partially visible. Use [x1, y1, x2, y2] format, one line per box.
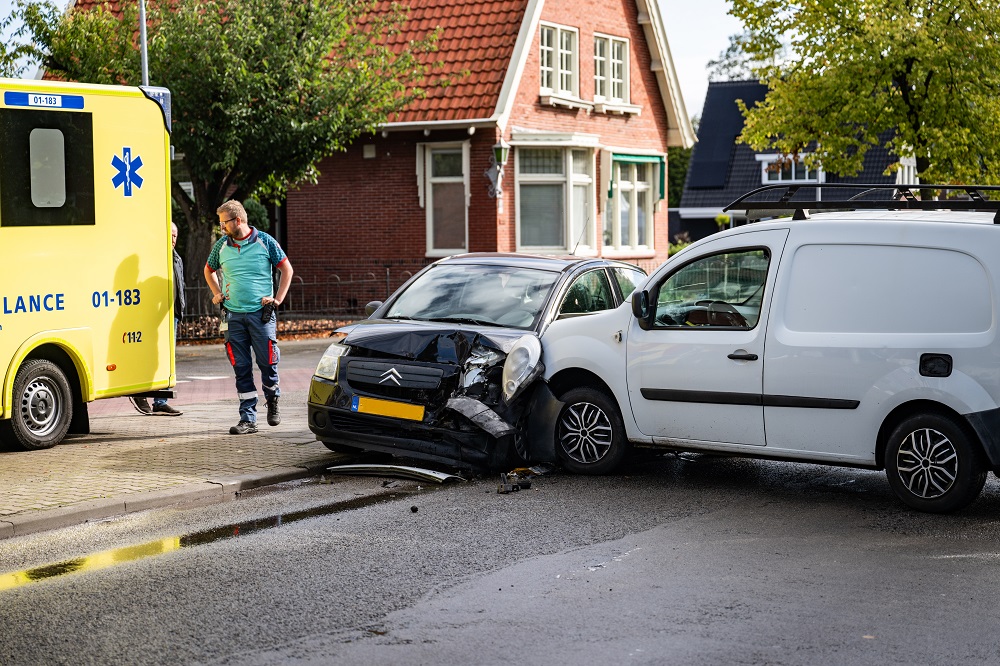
[387, 264, 561, 329]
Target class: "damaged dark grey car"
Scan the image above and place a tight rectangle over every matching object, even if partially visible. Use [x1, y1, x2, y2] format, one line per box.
[307, 253, 645, 471]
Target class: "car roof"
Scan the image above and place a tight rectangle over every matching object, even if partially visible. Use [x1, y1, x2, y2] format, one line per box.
[434, 252, 638, 274]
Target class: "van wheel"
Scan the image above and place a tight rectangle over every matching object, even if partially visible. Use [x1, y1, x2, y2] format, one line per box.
[1, 360, 73, 450]
[885, 414, 986, 513]
[556, 387, 628, 475]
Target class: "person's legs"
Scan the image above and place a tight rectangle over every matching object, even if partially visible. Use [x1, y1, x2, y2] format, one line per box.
[153, 318, 181, 414]
[248, 308, 281, 426]
[226, 312, 259, 427]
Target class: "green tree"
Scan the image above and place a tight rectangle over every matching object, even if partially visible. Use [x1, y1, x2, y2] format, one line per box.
[729, 0, 1000, 184]
[706, 30, 785, 82]
[5, 0, 438, 288]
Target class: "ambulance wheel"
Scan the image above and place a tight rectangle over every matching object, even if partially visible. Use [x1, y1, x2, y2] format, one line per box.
[2, 360, 73, 451]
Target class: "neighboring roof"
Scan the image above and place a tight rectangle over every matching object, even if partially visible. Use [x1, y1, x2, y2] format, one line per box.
[680, 80, 896, 214]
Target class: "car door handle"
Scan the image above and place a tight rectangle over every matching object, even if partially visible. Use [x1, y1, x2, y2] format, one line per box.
[727, 352, 759, 361]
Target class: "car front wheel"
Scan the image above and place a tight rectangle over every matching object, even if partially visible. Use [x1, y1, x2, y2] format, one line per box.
[556, 387, 627, 475]
[1, 359, 73, 451]
[885, 414, 986, 513]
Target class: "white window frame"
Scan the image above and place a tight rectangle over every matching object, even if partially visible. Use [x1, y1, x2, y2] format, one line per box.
[605, 160, 654, 252]
[756, 153, 821, 184]
[416, 141, 470, 257]
[514, 146, 596, 254]
[540, 23, 588, 112]
[594, 34, 630, 104]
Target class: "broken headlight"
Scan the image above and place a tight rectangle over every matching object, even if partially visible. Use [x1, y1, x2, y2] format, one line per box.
[501, 334, 542, 403]
[314, 341, 349, 381]
[460, 345, 505, 393]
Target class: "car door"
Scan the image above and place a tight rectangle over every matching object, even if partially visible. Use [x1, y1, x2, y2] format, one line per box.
[625, 229, 788, 446]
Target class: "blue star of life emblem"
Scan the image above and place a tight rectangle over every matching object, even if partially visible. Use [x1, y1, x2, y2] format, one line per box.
[111, 147, 144, 197]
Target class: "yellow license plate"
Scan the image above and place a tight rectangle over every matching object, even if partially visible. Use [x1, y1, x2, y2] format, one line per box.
[351, 395, 424, 421]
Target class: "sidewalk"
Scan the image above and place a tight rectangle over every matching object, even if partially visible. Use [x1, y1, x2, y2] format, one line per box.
[0, 339, 344, 540]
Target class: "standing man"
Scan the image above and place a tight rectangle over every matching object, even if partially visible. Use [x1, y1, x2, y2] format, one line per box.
[152, 222, 186, 415]
[134, 222, 186, 416]
[204, 200, 293, 434]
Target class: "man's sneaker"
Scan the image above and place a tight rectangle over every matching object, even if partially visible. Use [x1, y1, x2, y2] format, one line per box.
[229, 420, 258, 435]
[266, 398, 280, 426]
[132, 397, 152, 414]
[152, 403, 183, 416]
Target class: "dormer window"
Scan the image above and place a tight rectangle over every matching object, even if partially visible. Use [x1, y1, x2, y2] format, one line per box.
[756, 154, 820, 184]
[540, 24, 579, 97]
[594, 35, 629, 104]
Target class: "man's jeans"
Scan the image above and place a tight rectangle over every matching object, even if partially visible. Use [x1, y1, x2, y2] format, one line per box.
[225, 309, 280, 423]
[153, 318, 179, 408]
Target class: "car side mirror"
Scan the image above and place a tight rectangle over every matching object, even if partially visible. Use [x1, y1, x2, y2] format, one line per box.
[365, 300, 383, 317]
[631, 290, 652, 329]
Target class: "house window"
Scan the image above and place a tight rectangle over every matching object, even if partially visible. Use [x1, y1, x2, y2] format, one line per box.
[517, 147, 593, 252]
[594, 35, 629, 103]
[605, 161, 653, 250]
[540, 24, 578, 97]
[420, 142, 468, 256]
[757, 154, 818, 184]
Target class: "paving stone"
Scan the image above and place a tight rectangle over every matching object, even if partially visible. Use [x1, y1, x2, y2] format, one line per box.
[0, 366, 342, 539]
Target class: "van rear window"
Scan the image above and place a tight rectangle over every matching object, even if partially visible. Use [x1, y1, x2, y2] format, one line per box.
[0, 108, 95, 227]
[783, 244, 992, 334]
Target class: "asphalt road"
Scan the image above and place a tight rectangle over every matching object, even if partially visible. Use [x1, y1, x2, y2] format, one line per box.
[1, 450, 999, 665]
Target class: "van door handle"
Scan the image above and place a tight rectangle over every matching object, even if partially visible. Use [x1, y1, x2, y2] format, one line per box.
[727, 352, 759, 361]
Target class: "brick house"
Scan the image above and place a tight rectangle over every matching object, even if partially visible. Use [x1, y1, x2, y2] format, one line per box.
[284, 0, 694, 310]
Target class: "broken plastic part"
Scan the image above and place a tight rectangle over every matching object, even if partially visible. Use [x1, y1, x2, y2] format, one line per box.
[327, 464, 465, 484]
[446, 397, 516, 437]
[497, 472, 532, 494]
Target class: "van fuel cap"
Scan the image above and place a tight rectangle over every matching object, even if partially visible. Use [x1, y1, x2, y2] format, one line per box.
[920, 353, 953, 378]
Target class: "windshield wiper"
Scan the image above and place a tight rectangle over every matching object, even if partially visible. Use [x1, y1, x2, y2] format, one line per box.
[433, 316, 503, 327]
[385, 314, 422, 321]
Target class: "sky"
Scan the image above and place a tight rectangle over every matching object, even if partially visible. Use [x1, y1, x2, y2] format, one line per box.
[658, 0, 745, 122]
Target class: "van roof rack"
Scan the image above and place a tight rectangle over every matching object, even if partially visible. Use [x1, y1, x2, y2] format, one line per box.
[723, 183, 1000, 223]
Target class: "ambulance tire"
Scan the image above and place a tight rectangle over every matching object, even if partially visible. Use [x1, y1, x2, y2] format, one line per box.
[2, 359, 73, 451]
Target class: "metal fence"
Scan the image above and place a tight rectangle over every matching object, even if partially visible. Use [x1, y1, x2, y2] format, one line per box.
[178, 268, 415, 341]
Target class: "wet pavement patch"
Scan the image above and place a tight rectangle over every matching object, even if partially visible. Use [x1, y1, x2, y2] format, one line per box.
[0, 490, 419, 592]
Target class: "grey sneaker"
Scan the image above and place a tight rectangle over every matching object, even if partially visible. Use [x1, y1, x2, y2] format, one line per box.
[152, 403, 183, 416]
[229, 420, 258, 435]
[132, 397, 152, 414]
[266, 397, 280, 426]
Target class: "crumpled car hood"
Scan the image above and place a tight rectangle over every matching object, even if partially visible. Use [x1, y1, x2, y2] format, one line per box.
[340, 319, 530, 363]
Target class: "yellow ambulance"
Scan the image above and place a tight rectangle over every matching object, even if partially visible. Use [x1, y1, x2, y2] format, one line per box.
[0, 78, 174, 450]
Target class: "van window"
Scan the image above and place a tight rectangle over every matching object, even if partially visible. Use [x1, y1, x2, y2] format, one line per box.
[0, 108, 95, 226]
[783, 244, 992, 334]
[653, 248, 769, 329]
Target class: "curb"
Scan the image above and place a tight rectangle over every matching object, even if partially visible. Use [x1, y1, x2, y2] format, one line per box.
[0, 461, 334, 540]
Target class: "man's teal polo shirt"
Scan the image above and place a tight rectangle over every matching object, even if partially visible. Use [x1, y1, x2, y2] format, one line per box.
[206, 227, 287, 313]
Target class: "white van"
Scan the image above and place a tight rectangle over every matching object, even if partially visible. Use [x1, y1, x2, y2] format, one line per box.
[541, 184, 1000, 513]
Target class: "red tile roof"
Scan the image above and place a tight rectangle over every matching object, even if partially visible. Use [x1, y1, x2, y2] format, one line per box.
[378, 0, 527, 124]
[65, 0, 528, 124]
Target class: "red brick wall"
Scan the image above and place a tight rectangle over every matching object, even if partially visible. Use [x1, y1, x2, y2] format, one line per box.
[286, 129, 503, 293]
